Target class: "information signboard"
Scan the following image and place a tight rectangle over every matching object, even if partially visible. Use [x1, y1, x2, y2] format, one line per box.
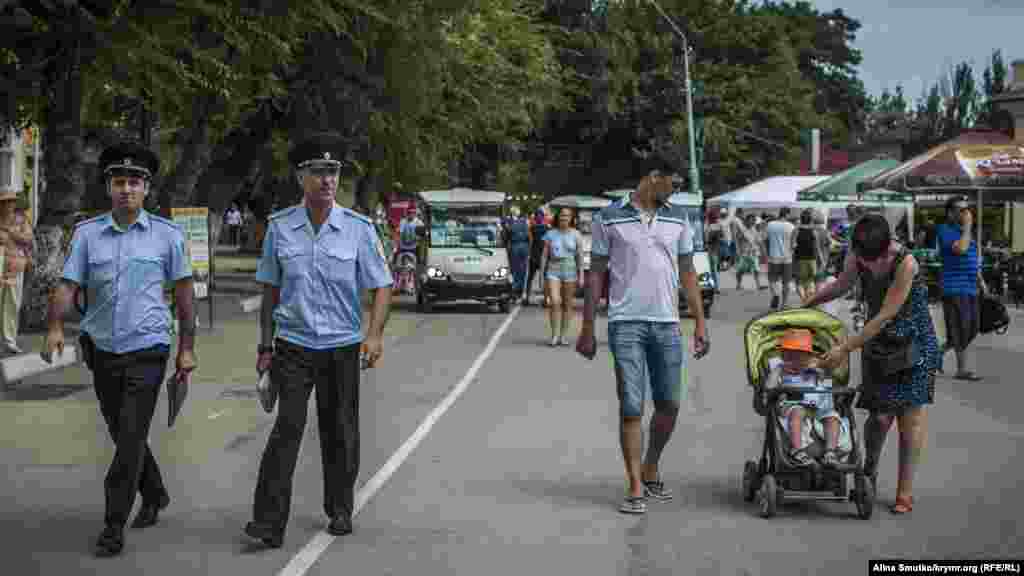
[171, 207, 211, 299]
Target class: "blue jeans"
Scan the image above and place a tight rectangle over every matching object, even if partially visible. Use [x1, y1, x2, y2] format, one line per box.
[509, 243, 529, 293]
[608, 321, 684, 417]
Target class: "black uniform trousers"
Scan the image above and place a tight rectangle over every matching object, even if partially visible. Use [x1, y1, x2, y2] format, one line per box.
[91, 343, 170, 528]
[253, 339, 360, 534]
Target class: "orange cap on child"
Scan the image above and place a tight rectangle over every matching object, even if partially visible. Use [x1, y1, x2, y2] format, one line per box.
[778, 328, 813, 353]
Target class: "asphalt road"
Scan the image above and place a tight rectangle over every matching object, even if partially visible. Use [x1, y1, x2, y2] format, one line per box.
[1, 288, 1021, 575]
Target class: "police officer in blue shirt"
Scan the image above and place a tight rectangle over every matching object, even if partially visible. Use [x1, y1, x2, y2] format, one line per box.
[41, 141, 196, 557]
[244, 132, 394, 548]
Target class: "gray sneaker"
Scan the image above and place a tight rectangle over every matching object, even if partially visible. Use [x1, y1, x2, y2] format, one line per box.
[643, 480, 673, 502]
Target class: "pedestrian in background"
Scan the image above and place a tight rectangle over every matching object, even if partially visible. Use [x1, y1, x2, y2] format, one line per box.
[525, 208, 549, 306]
[245, 132, 393, 548]
[936, 196, 988, 381]
[42, 141, 197, 557]
[813, 209, 832, 293]
[764, 206, 796, 309]
[540, 207, 582, 346]
[794, 208, 820, 303]
[504, 205, 531, 302]
[577, 155, 709, 515]
[732, 212, 762, 290]
[225, 204, 242, 245]
[0, 190, 32, 354]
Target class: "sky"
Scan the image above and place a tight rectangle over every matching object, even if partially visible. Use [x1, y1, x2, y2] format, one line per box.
[808, 0, 1024, 104]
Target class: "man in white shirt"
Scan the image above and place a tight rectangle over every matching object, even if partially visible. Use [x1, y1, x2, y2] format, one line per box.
[764, 207, 796, 309]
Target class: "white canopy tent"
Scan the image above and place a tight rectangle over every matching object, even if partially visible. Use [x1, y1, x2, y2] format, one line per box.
[710, 177, 914, 238]
[707, 176, 830, 208]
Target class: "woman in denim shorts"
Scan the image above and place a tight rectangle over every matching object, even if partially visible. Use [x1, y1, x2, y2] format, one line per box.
[541, 207, 583, 346]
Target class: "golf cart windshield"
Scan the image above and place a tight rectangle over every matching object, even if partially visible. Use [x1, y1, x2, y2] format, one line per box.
[428, 206, 505, 248]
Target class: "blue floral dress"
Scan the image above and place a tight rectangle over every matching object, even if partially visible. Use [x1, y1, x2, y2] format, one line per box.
[857, 247, 941, 413]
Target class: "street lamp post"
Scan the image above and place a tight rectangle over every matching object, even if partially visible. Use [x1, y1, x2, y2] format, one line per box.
[647, 0, 700, 196]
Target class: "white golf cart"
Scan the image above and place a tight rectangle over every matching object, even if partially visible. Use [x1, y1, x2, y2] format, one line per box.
[604, 188, 716, 317]
[547, 195, 613, 297]
[416, 189, 517, 313]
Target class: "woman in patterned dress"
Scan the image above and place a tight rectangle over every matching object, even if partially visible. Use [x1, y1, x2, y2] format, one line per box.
[805, 214, 940, 515]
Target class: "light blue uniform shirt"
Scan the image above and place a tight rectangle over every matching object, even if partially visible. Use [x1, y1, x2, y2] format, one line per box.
[62, 210, 191, 354]
[257, 204, 393, 350]
[591, 194, 694, 323]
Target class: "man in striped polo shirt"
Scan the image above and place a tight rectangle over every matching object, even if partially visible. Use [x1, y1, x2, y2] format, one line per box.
[936, 196, 989, 381]
[576, 155, 709, 515]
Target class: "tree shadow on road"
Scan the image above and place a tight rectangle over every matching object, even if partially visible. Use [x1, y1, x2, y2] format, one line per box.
[674, 476, 864, 523]
[513, 476, 623, 511]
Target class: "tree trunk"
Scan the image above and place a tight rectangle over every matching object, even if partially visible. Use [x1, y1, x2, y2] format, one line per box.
[159, 95, 215, 215]
[22, 17, 87, 332]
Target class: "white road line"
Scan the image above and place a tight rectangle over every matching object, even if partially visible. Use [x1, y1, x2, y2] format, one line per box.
[276, 304, 522, 576]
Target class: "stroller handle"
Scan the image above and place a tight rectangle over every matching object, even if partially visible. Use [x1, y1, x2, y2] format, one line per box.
[774, 386, 857, 396]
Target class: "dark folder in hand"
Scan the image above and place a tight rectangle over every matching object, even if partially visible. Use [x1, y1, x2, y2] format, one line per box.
[167, 370, 190, 427]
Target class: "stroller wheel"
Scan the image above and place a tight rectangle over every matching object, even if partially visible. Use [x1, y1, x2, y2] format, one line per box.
[854, 474, 875, 519]
[759, 474, 778, 518]
[742, 461, 758, 502]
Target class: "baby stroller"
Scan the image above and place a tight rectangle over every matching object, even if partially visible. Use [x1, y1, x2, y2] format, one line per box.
[741, 308, 875, 519]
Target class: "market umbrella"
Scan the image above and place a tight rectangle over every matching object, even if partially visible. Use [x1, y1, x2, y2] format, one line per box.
[858, 130, 1024, 245]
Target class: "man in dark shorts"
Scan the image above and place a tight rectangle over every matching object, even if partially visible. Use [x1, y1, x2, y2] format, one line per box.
[936, 196, 989, 381]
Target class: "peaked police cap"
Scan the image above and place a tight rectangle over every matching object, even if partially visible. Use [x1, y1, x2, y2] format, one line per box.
[98, 141, 159, 179]
[289, 131, 348, 169]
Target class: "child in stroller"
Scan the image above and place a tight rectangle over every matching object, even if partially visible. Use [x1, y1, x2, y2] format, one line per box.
[742, 309, 874, 519]
[770, 329, 852, 468]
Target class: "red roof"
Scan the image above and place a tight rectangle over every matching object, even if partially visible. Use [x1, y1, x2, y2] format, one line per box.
[800, 148, 853, 175]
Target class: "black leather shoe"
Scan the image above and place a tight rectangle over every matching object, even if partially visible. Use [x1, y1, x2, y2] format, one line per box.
[326, 515, 352, 536]
[94, 525, 124, 557]
[131, 495, 170, 529]
[244, 521, 284, 548]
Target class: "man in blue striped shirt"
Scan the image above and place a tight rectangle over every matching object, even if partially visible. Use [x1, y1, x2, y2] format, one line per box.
[936, 196, 989, 381]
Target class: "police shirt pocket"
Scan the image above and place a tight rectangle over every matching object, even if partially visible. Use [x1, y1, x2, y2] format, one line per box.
[130, 256, 165, 286]
[322, 244, 356, 282]
[279, 245, 307, 278]
[88, 255, 116, 286]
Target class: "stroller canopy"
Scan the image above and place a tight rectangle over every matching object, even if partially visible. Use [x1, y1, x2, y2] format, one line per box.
[744, 309, 850, 389]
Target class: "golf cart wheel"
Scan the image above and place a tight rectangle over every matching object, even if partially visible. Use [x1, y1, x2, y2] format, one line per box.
[498, 299, 510, 313]
[703, 303, 712, 318]
[759, 474, 778, 518]
[854, 474, 874, 519]
[742, 461, 758, 502]
[417, 292, 433, 313]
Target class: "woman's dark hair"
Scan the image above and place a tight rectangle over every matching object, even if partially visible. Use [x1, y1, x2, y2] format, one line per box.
[852, 213, 891, 261]
[800, 208, 813, 225]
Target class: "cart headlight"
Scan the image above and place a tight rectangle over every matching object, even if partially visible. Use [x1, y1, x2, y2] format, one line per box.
[492, 267, 509, 279]
[698, 272, 713, 286]
[426, 266, 443, 278]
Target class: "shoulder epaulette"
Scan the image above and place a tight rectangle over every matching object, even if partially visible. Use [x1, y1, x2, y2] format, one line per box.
[73, 214, 107, 230]
[268, 206, 298, 221]
[341, 207, 373, 226]
[150, 214, 182, 230]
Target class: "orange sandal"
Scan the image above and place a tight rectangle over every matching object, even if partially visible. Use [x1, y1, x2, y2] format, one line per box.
[889, 496, 913, 514]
